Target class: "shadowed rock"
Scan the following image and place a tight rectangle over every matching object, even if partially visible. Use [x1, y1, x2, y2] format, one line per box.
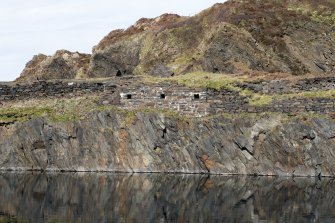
[0, 173, 334, 223]
[0, 112, 335, 176]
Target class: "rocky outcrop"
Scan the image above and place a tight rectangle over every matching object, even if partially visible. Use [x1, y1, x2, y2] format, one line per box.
[1, 111, 335, 176]
[16, 0, 335, 80]
[16, 50, 90, 82]
[87, 0, 335, 77]
[87, 14, 183, 78]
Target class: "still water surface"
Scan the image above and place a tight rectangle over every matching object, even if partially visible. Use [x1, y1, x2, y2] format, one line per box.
[0, 172, 334, 223]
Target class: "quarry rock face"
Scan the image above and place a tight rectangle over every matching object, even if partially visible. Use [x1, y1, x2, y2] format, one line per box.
[1, 111, 335, 176]
[17, 50, 90, 82]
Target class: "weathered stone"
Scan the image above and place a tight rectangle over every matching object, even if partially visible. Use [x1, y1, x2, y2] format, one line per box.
[16, 50, 91, 82]
[0, 112, 335, 176]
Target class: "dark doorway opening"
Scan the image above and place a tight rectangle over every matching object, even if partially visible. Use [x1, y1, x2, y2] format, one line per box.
[194, 94, 200, 100]
[160, 94, 166, 99]
[116, 70, 122, 77]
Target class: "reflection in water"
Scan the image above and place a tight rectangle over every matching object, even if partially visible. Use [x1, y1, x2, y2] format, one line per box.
[0, 173, 334, 223]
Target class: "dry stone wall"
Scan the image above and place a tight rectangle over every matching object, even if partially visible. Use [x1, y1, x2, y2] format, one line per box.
[100, 84, 210, 116]
[238, 77, 335, 94]
[100, 85, 335, 116]
[1, 76, 335, 116]
[0, 80, 117, 101]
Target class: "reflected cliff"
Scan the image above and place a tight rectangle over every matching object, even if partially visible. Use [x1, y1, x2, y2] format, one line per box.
[0, 173, 334, 223]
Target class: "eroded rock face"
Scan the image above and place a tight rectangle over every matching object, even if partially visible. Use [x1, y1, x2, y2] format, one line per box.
[16, 50, 90, 82]
[87, 14, 183, 78]
[87, 0, 335, 77]
[88, 34, 144, 78]
[16, 0, 335, 80]
[1, 111, 335, 176]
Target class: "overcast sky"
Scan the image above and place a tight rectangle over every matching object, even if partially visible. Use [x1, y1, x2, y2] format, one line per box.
[0, 0, 223, 81]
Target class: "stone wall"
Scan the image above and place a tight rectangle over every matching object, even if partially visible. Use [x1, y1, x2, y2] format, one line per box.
[0, 80, 117, 101]
[100, 84, 210, 116]
[209, 96, 335, 114]
[238, 77, 335, 94]
[100, 85, 335, 116]
[1, 76, 335, 116]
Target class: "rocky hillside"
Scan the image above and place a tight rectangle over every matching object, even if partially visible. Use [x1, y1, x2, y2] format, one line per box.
[16, 0, 335, 81]
[89, 0, 335, 77]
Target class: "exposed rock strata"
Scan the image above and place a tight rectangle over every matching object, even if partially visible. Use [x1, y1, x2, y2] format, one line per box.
[1, 111, 334, 176]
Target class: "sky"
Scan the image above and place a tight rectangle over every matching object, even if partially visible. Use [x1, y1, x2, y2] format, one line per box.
[0, 0, 223, 81]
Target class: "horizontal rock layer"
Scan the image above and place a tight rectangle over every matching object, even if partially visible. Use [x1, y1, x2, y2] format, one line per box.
[1, 111, 335, 176]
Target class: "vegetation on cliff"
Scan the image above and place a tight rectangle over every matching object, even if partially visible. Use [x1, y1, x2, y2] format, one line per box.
[16, 0, 335, 82]
[4, 0, 335, 124]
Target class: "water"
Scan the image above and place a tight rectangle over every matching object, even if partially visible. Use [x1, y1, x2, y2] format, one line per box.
[0, 173, 334, 223]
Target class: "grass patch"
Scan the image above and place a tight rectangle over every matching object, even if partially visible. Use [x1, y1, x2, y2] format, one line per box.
[280, 89, 335, 100]
[144, 71, 246, 91]
[0, 107, 50, 123]
[241, 89, 335, 106]
[172, 72, 243, 91]
[0, 95, 191, 125]
[248, 95, 273, 106]
[0, 96, 100, 124]
[237, 89, 273, 106]
[244, 89, 335, 107]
